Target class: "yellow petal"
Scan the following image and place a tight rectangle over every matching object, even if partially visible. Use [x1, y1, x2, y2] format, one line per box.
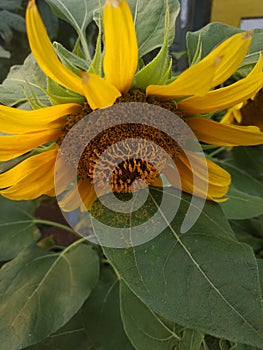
[0, 103, 81, 134]
[103, 0, 138, 93]
[81, 72, 121, 110]
[26, 0, 84, 95]
[59, 179, 98, 212]
[221, 103, 244, 124]
[0, 129, 61, 161]
[0, 148, 57, 200]
[187, 118, 263, 146]
[54, 156, 76, 195]
[164, 152, 230, 202]
[147, 32, 252, 99]
[178, 53, 263, 115]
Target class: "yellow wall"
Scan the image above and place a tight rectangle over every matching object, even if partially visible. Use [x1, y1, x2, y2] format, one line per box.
[211, 0, 263, 27]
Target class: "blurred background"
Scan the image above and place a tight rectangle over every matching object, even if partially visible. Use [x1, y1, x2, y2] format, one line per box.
[0, 0, 263, 82]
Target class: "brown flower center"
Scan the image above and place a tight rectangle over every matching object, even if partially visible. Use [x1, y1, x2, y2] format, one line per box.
[57, 90, 184, 193]
[240, 89, 263, 131]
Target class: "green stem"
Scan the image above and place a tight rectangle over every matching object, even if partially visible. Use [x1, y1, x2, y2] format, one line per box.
[78, 30, 91, 62]
[208, 146, 226, 157]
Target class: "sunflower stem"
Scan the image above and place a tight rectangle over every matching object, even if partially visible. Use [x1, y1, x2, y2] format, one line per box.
[79, 31, 91, 62]
[208, 146, 227, 157]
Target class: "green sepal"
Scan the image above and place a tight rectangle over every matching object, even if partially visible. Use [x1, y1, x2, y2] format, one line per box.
[53, 42, 89, 74]
[133, 0, 172, 90]
[88, 3, 103, 76]
[46, 78, 85, 105]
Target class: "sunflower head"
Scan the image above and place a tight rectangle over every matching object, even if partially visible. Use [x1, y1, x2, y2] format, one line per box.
[0, 0, 263, 210]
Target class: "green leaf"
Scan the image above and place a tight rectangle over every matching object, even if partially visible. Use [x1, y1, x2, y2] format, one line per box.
[53, 42, 89, 73]
[232, 147, 263, 178]
[47, 77, 85, 105]
[134, 1, 172, 90]
[221, 186, 263, 220]
[98, 188, 263, 347]
[0, 9, 25, 43]
[0, 196, 40, 261]
[81, 266, 134, 350]
[216, 159, 263, 219]
[25, 303, 93, 350]
[0, 54, 50, 106]
[128, 0, 180, 57]
[44, 0, 99, 60]
[0, 242, 99, 350]
[44, 0, 98, 36]
[230, 219, 263, 251]
[120, 280, 181, 350]
[0, 0, 23, 11]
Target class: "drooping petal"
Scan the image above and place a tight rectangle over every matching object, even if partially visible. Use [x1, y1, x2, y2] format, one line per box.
[0, 130, 61, 161]
[103, 0, 138, 93]
[147, 32, 252, 99]
[0, 103, 81, 134]
[81, 72, 121, 110]
[26, 0, 84, 95]
[164, 152, 230, 202]
[178, 53, 263, 115]
[0, 148, 57, 200]
[59, 179, 98, 212]
[187, 118, 263, 146]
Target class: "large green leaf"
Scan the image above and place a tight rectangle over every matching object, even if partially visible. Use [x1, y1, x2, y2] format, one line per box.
[25, 307, 92, 350]
[0, 2, 25, 42]
[44, 0, 98, 61]
[0, 196, 39, 261]
[221, 186, 263, 220]
[0, 54, 50, 106]
[127, 0, 180, 57]
[0, 242, 99, 350]
[120, 280, 182, 349]
[27, 266, 134, 350]
[44, 0, 98, 37]
[232, 147, 263, 178]
[216, 159, 263, 219]
[96, 188, 263, 347]
[82, 266, 134, 350]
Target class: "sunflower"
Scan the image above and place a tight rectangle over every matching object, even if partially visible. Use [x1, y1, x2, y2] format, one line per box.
[0, 0, 263, 210]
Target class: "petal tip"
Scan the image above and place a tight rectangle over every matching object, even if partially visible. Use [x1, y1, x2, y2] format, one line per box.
[27, 0, 35, 10]
[242, 30, 252, 40]
[105, 0, 121, 8]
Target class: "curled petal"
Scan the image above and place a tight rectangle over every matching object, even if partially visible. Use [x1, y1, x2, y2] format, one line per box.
[187, 118, 263, 146]
[179, 53, 263, 115]
[164, 152, 230, 202]
[0, 148, 57, 200]
[147, 32, 252, 99]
